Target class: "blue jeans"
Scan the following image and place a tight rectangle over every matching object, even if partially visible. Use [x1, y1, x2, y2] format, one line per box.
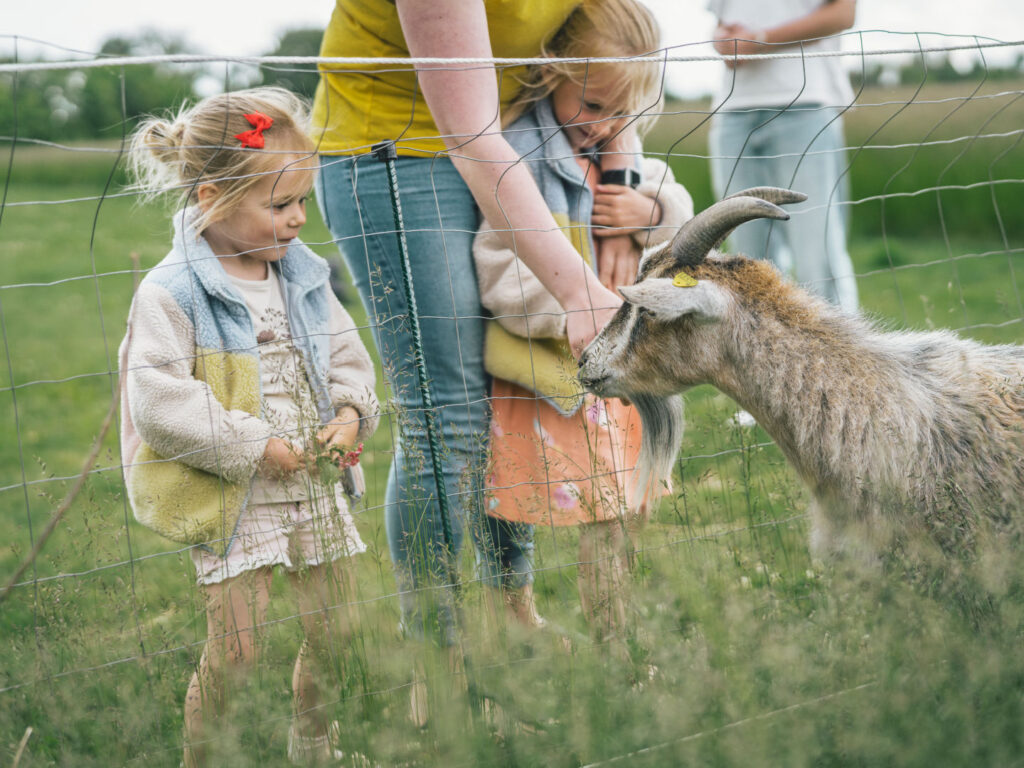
[316, 154, 491, 645]
[709, 106, 859, 312]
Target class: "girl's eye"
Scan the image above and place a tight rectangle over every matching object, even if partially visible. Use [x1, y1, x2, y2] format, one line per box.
[274, 196, 308, 211]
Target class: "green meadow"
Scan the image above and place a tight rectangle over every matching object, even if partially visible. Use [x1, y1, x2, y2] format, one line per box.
[1, 78, 1023, 766]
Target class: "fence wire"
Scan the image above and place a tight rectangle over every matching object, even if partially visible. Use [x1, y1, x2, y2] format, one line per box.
[1, 34, 1023, 767]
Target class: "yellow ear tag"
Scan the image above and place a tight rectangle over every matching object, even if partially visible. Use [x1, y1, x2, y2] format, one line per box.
[672, 271, 698, 288]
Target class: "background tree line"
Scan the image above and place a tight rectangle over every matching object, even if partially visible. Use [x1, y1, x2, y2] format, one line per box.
[0, 29, 323, 143]
[2, 28, 1021, 143]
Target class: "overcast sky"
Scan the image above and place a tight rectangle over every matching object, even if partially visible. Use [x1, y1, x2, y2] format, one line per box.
[5, 1, 1024, 97]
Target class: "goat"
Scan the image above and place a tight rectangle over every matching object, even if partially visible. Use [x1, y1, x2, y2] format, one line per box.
[579, 187, 1024, 559]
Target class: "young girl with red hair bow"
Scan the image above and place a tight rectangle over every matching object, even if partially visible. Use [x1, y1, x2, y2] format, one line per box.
[122, 87, 378, 766]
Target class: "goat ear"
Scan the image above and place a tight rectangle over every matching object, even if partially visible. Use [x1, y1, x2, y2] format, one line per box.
[619, 278, 728, 323]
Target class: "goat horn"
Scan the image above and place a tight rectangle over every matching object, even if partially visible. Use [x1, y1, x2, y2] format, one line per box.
[724, 187, 808, 206]
[670, 192, 799, 266]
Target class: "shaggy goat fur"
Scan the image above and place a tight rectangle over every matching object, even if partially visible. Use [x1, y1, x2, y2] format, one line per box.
[579, 188, 1024, 558]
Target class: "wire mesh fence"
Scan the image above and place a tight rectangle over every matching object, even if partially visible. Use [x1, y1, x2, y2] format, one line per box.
[2, 33, 1024, 766]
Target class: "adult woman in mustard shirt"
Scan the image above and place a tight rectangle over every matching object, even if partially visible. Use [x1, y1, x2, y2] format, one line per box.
[313, 0, 626, 650]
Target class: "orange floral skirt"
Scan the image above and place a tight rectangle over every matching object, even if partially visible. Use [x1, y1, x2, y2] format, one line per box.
[486, 378, 643, 527]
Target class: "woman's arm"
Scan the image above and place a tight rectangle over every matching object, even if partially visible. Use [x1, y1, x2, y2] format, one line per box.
[395, 0, 621, 355]
[473, 219, 569, 339]
[713, 0, 856, 58]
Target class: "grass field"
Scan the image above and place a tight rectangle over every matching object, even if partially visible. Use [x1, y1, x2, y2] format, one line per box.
[2, 78, 1024, 767]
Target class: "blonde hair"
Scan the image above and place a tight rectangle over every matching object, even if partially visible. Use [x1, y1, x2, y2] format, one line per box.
[504, 0, 663, 133]
[128, 86, 315, 231]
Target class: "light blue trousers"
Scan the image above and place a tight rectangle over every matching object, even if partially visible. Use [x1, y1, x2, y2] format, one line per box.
[316, 154, 492, 644]
[709, 106, 859, 311]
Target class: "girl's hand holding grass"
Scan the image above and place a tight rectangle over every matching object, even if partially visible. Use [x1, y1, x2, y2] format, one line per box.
[313, 407, 363, 483]
[317, 407, 361, 455]
[262, 436, 307, 476]
[263, 404, 362, 479]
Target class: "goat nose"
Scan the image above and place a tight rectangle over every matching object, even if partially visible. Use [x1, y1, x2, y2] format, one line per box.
[577, 349, 589, 369]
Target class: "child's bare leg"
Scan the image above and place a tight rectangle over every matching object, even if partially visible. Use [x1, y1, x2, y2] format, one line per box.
[184, 567, 272, 768]
[623, 501, 649, 572]
[409, 637, 467, 730]
[288, 559, 356, 743]
[477, 516, 541, 630]
[286, 561, 354, 741]
[504, 583, 544, 627]
[577, 520, 628, 645]
[484, 582, 544, 632]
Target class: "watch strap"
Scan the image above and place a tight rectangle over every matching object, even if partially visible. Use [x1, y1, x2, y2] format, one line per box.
[599, 168, 641, 188]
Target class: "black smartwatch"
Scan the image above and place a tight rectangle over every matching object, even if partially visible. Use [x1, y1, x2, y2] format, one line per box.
[599, 168, 642, 188]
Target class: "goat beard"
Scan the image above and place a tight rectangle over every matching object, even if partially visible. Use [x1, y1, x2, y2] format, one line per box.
[630, 393, 685, 509]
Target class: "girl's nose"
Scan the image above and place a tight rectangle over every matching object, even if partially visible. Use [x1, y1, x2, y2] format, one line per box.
[289, 203, 306, 228]
[593, 117, 618, 142]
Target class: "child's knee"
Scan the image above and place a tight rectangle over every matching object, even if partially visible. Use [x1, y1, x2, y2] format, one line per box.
[580, 519, 624, 549]
[206, 629, 260, 674]
[292, 563, 356, 645]
[301, 613, 342, 654]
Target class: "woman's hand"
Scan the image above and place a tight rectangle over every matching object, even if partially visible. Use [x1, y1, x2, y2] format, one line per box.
[592, 184, 663, 237]
[713, 23, 764, 59]
[713, 23, 766, 68]
[712, 1, 856, 66]
[565, 281, 622, 359]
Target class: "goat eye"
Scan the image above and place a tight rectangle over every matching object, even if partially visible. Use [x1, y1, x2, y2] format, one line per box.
[637, 306, 656, 320]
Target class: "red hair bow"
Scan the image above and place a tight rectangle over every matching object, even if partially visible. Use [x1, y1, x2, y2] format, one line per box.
[234, 111, 273, 149]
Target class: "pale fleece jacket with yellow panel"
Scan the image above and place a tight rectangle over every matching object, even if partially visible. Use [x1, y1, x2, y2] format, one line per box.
[119, 208, 379, 557]
[474, 97, 694, 413]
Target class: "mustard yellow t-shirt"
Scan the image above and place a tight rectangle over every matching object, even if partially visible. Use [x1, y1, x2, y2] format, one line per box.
[312, 0, 579, 156]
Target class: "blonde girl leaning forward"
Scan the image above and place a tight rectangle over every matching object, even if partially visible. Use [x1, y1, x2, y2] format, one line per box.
[473, 0, 693, 647]
[120, 87, 379, 766]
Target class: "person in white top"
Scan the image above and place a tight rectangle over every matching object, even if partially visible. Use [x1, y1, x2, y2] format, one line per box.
[708, 0, 859, 312]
